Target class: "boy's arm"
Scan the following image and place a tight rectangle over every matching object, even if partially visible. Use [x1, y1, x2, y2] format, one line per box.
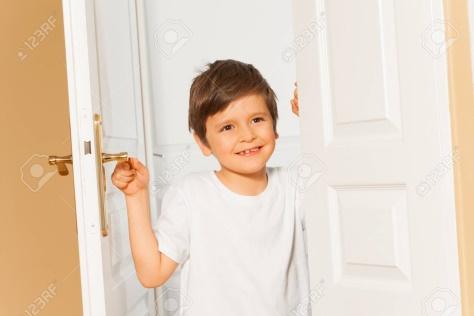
[126, 189, 178, 288]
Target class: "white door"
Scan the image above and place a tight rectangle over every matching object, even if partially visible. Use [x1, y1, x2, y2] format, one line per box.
[61, 0, 156, 314]
[294, 0, 463, 315]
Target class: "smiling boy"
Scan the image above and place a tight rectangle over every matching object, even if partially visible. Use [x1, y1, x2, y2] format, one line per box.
[112, 59, 309, 315]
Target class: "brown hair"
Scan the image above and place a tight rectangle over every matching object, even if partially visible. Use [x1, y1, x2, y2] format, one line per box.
[188, 59, 278, 147]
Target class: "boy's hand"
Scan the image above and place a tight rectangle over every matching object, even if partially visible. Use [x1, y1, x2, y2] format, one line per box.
[290, 81, 299, 117]
[111, 157, 149, 196]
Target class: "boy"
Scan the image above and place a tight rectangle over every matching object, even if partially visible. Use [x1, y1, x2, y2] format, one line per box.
[111, 60, 308, 315]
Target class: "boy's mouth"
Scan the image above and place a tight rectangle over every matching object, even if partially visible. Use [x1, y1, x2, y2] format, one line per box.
[236, 146, 263, 156]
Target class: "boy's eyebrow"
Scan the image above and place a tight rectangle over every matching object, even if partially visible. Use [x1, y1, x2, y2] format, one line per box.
[214, 112, 269, 129]
[249, 111, 269, 117]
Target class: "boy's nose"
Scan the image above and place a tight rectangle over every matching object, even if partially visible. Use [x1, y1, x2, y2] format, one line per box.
[240, 126, 256, 142]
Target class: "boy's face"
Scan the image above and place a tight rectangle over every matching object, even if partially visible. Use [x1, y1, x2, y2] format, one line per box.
[193, 93, 279, 175]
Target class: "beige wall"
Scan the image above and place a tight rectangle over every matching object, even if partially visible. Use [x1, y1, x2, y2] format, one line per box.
[0, 1, 82, 315]
[444, 0, 474, 315]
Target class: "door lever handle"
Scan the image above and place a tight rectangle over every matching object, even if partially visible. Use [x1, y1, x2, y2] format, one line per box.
[48, 154, 73, 176]
[48, 152, 128, 176]
[102, 152, 128, 163]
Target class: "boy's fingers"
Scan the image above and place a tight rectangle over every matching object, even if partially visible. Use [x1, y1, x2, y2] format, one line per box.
[112, 169, 136, 184]
[114, 173, 135, 182]
[291, 99, 299, 116]
[116, 160, 131, 171]
[112, 179, 128, 189]
[292, 102, 298, 112]
[129, 157, 147, 175]
[114, 169, 136, 177]
[129, 157, 139, 171]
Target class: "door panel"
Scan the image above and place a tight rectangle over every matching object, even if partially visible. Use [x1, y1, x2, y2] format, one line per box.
[294, 0, 462, 314]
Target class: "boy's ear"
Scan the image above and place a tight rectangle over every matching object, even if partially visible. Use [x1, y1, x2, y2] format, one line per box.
[192, 132, 213, 156]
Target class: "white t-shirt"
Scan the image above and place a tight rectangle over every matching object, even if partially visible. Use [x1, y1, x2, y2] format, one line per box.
[153, 166, 311, 316]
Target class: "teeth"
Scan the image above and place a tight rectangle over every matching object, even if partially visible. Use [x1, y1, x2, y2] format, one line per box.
[238, 146, 260, 155]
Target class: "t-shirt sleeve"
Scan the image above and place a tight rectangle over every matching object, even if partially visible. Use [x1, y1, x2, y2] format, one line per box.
[153, 184, 190, 265]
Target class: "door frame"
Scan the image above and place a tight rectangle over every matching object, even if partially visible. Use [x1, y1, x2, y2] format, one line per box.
[61, 0, 107, 313]
[444, 0, 474, 314]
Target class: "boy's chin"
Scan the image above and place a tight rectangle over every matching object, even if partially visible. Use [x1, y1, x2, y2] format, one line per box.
[221, 162, 268, 176]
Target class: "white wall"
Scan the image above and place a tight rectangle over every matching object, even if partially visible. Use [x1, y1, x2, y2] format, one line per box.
[141, 0, 301, 169]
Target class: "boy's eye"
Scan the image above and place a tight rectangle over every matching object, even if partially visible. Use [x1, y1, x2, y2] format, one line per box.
[220, 118, 264, 132]
[221, 124, 233, 132]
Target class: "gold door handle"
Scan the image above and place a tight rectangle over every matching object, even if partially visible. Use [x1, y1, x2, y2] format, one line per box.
[102, 152, 128, 163]
[48, 152, 128, 176]
[48, 154, 73, 176]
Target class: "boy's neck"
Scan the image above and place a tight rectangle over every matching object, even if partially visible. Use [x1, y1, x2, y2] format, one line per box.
[215, 166, 268, 196]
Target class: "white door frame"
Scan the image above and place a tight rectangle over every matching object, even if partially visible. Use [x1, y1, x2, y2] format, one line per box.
[62, 0, 108, 312]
